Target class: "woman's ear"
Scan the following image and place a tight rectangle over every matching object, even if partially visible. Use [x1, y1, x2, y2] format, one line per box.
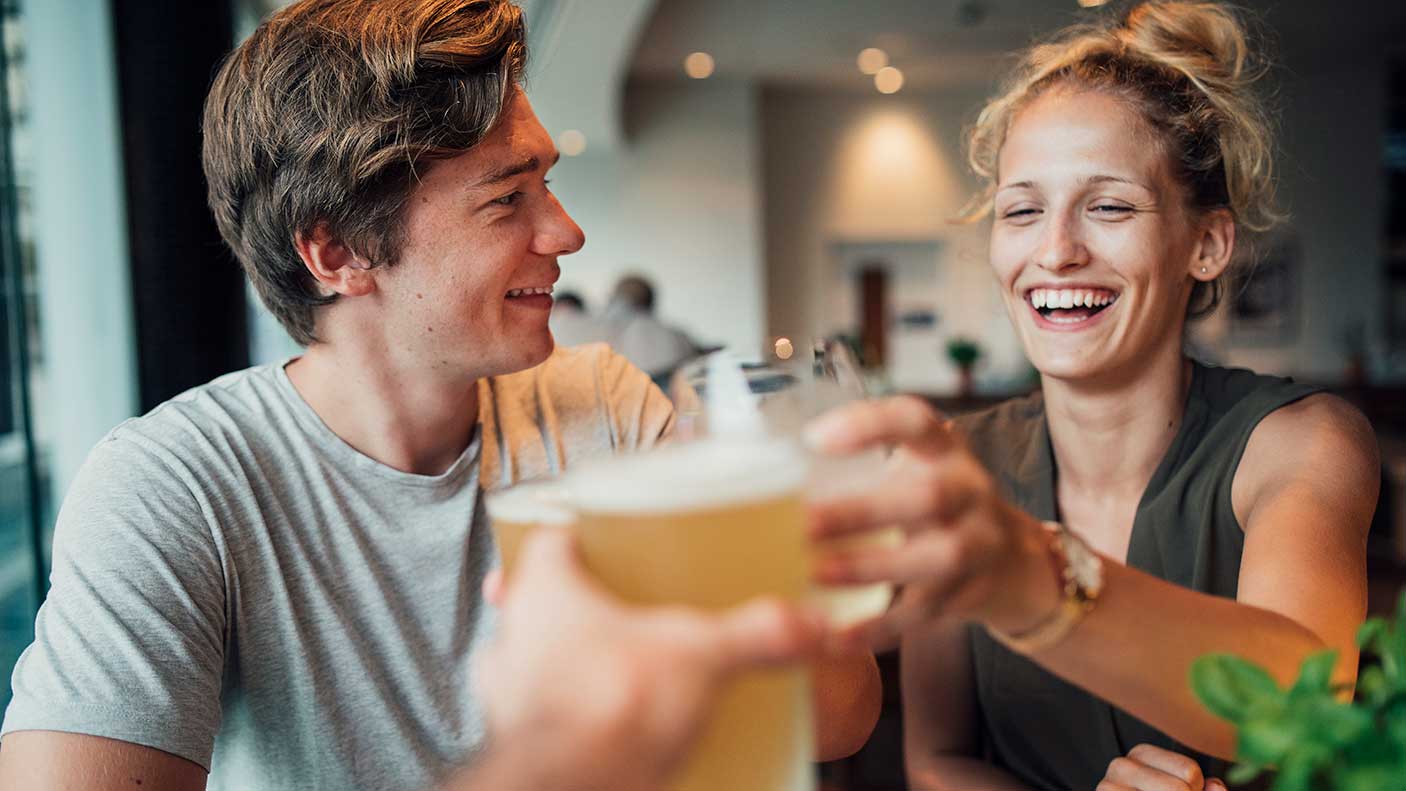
[1189, 209, 1236, 283]
[294, 224, 376, 298]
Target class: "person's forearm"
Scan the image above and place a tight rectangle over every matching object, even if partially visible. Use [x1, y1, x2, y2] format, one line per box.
[908, 755, 1034, 791]
[811, 650, 882, 761]
[1011, 557, 1327, 760]
[438, 740, 624, 791]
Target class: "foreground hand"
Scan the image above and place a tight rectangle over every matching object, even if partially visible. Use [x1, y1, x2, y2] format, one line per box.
[473, 527, 823, 791]
[806, 397, 1058, 649]
[1098, 744, 1226, 791]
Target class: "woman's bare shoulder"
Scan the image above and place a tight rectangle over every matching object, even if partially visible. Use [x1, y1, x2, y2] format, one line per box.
[1234, 392, 1380, 528]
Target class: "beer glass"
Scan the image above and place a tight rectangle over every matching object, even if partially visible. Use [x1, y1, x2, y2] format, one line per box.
[565, 437, 816, 791]
[484, 479, 573, 579]
[671, 339, 901, 628]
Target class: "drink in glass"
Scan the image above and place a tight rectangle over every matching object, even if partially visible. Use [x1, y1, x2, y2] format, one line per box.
[566, 438, 815, 791]
[484, 480, 573, 578]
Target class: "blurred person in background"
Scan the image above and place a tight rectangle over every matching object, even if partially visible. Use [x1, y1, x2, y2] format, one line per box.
[604, 274, 702, 381]
[805, 2, 1377, 790]
[0, 1, 879, 789]
[546, 288, 609, 348]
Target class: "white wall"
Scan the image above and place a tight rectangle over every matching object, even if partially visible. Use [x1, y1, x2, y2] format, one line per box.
[761, 85, 1030, 394]
[544, 78, 766, 352]
[22, 0, 138, 502]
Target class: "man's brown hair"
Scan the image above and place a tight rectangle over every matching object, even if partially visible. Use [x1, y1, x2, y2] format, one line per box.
[202, 0, 526, 345]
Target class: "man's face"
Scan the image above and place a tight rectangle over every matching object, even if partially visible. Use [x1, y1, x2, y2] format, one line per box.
[374, 90, 584, 379]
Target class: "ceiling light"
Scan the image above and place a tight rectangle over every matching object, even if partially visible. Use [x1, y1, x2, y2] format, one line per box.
[857, 47, 888, 75]
[684, 52, 715, 79]
[1077, 0, 1110, 7]
[874, 66, 904, 94]
[559, 130, 587, 157]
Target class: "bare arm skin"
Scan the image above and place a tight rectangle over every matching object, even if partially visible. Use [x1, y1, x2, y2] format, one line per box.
[812, 649, 882, 761]
[0, 731, 207, 791]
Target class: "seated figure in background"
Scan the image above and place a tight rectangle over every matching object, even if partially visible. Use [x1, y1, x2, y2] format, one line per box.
[0, 1, 879, 789]
[605, 274, 703, 381]
[546, 289, 610, 348]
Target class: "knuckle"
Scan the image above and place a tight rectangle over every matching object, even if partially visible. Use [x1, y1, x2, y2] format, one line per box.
[944, 535, 972, 569]
[1107, 757, 1134, 777]
[917, 480, 944, 516]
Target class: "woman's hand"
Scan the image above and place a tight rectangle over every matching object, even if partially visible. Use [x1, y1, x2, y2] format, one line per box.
[1098, 744, 1226, 791]
[806, 396, 1061, 648]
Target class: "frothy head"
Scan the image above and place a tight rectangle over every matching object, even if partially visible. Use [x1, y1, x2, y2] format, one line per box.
[484, 481, 575, 525]
[565, 438, 809, 515]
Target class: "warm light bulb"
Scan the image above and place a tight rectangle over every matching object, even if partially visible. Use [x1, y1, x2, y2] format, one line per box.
[559, 130, 587, 157]
[684, 52, 715, 79]
[856, 47, 888, 75]
[1077, 0, 1110, 7]
[874, 66, 904, 94]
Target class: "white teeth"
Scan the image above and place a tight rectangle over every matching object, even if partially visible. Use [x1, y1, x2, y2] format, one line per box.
[507, 286, 555, 298]
[1026, 288, 1119, 313]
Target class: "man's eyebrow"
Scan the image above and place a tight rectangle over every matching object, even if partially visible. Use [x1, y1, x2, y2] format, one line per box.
[473, 151, 561, 189]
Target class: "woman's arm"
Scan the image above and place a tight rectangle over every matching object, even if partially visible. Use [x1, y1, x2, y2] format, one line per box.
[903, 620, 1034, 791]
[812, 650, 882, 761]
[809, 395, 1378, 761]
[1026, 394, 1376, 758]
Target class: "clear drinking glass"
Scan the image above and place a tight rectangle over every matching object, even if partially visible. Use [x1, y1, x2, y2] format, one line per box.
[565, 437, 815, 791]
[483, 479, 573, 579]
[671, 338, 901, 628]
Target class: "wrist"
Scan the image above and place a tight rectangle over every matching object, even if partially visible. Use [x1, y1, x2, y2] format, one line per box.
[988, 519, 1104, 655]
[463, 724, 612, 791]
[984, 509, 1063, 634]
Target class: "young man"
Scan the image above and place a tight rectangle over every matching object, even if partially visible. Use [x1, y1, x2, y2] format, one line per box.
[0, 1, 879, 789]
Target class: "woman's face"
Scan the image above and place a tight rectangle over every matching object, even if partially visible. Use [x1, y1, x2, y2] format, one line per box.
[989, 88, 1220, 386]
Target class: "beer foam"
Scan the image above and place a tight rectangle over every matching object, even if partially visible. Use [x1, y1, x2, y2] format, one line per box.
[484, 482, 575, 524]
[565, 438, 809, 514]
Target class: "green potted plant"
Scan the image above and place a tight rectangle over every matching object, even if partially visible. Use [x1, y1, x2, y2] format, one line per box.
[1190, 592, 1406, 789]
[945, 337, 983, 398]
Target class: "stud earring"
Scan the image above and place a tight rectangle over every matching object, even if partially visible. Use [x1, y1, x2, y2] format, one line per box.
[1200, 266, 1208, 274]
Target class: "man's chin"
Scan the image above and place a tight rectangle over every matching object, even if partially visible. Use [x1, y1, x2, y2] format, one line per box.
[501, 336, 555, 375]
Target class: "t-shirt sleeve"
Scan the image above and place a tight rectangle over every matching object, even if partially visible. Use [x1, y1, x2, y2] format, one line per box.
[1, 433, 227, 770]
[596, 346, 676, 449]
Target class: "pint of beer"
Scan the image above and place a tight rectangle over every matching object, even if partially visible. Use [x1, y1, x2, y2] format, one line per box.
[484, 481, 574, 578]
[566, 438, 816, 791]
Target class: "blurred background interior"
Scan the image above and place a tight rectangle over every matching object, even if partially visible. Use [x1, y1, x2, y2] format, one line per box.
[1, 0, 1405, 787]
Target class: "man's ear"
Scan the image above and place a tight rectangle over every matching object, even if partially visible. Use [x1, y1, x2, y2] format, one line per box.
[293, 224, 376, 298]
[1189, 208, 1236, 284]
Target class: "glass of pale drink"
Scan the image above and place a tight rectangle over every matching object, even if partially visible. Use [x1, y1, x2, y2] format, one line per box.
[670, 340, 901, 628]
[564, 437, 816, 791]
[483, 480, 574, 579]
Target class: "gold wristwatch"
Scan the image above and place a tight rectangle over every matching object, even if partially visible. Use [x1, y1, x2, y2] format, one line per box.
[989, 520, 1103, 655]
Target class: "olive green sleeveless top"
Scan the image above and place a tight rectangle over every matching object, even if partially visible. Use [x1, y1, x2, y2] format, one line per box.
[954, 361, 1319, 791]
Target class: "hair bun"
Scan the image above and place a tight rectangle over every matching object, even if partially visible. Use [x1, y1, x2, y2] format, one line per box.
[1119, 2, 1253, 83]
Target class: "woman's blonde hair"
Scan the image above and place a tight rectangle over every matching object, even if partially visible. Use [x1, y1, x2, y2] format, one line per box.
[963, 1, 1280, 316]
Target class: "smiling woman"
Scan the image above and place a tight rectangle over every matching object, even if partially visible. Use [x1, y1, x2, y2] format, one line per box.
[798, 3, 1381, 791]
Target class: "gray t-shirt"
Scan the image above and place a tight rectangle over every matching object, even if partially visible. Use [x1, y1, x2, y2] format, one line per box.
[2, 343, 673, 791]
